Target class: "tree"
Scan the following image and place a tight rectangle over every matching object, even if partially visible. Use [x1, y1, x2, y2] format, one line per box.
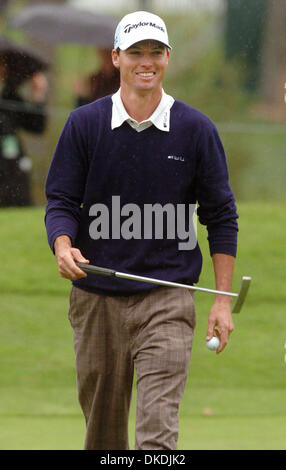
[224, 0, 269, 92]
[259, 0, 286, 109]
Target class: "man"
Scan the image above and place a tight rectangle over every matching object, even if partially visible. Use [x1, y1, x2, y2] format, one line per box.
[45, 11, 238, 450]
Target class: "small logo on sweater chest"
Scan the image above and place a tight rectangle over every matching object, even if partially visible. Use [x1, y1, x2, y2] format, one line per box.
[168, 155, 185, 162]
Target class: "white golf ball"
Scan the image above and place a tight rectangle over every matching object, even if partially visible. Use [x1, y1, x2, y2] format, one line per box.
[206, 336, 220, 351]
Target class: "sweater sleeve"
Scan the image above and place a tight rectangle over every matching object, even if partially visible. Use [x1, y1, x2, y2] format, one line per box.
[195, 118, 239, 257]
[45, 112, 88, 253]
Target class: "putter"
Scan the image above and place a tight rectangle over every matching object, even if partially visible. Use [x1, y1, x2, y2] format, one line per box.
[76, 262, 251, 313]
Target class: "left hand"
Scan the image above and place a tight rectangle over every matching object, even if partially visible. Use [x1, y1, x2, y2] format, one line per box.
[206, 300, 234, 354]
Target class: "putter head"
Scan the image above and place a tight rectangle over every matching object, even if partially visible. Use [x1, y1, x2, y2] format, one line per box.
[232, 276, 251, 313]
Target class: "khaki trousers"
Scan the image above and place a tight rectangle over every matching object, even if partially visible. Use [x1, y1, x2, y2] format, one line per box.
[68, 285, 196, 450]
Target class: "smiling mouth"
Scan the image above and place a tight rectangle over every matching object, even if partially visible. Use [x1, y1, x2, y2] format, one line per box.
[136, 72, 156, 77]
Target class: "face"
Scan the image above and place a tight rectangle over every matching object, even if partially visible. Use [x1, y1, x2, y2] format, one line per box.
[112, 40, 170, 94]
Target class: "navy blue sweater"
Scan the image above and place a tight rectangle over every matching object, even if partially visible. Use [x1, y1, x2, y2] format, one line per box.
[45, 95, 238, 295]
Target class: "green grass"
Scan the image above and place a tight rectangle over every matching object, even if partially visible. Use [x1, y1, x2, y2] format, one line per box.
[0, 203, 285, 450]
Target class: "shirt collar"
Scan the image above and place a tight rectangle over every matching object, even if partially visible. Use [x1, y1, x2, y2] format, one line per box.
[111, 88, 175, 132]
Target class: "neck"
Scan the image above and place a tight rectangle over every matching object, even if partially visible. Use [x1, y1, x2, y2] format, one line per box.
[120, 85, 163, 122]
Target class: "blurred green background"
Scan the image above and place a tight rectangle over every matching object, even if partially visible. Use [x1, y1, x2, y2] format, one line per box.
[0, 0, 285, 450]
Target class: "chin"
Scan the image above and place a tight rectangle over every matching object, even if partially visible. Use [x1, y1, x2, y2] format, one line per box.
[136, 81, 157, 91]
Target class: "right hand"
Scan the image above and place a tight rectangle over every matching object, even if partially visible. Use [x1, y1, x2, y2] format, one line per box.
[54, 235, 89, 280]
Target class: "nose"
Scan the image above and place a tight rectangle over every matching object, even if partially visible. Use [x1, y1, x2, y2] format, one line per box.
[139, 53, 153, 68]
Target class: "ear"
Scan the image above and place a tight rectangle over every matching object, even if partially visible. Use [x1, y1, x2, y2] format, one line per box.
[112, 49, 120, 69]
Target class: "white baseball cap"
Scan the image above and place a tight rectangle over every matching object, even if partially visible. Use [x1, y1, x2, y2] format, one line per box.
[114, 11, 172, 51]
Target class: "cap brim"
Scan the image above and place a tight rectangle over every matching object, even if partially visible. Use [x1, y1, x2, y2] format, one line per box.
[119, 31, 172, 51]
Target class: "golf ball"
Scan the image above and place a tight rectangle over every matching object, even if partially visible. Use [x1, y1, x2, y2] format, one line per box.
[206, 336, 220, 351]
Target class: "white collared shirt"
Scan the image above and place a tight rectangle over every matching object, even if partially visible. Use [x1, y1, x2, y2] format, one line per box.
[111, 88, 175, 133]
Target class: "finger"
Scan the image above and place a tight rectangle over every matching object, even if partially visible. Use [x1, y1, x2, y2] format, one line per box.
[70, 262, 88, 279]
[58, 260, 84, 280]
[60, 266, 81, 280]
[58, 253, 87, 280]
[217, 322, 234, 354]
[214, 328, 221, 340]
[71, 248, 90, 264]
[206, 319, 216, 341]
[70, 249, 90, 277]
[216, 329, 229, 354]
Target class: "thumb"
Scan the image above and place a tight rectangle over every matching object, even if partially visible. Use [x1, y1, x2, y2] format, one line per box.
[71, 248, 90, 264]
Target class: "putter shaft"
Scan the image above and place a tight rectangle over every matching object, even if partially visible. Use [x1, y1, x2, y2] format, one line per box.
[76, 262, 235, 297]
[116, 271, 236, 298]
[76, 263, 251, 313]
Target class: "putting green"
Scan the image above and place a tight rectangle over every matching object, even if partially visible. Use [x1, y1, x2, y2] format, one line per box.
[0, 204, 285, 450]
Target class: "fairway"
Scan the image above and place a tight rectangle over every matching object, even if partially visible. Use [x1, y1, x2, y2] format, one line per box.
[0, 203, 286, 450]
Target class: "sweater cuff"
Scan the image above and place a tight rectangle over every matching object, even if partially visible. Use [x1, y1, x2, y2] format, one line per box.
[208, 226, 238, 258]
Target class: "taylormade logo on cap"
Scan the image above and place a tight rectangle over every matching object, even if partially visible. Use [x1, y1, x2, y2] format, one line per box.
[123, 22, 165, 35]
[114, 11, 171, 51]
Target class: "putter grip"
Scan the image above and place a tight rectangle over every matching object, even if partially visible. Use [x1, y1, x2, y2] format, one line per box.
[76, 262, 116, 277]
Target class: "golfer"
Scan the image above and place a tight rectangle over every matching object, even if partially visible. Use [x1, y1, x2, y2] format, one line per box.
[45, 11, 238, 450]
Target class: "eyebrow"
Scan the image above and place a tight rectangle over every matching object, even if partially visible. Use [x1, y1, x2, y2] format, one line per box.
[127, 44, 165, 51]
